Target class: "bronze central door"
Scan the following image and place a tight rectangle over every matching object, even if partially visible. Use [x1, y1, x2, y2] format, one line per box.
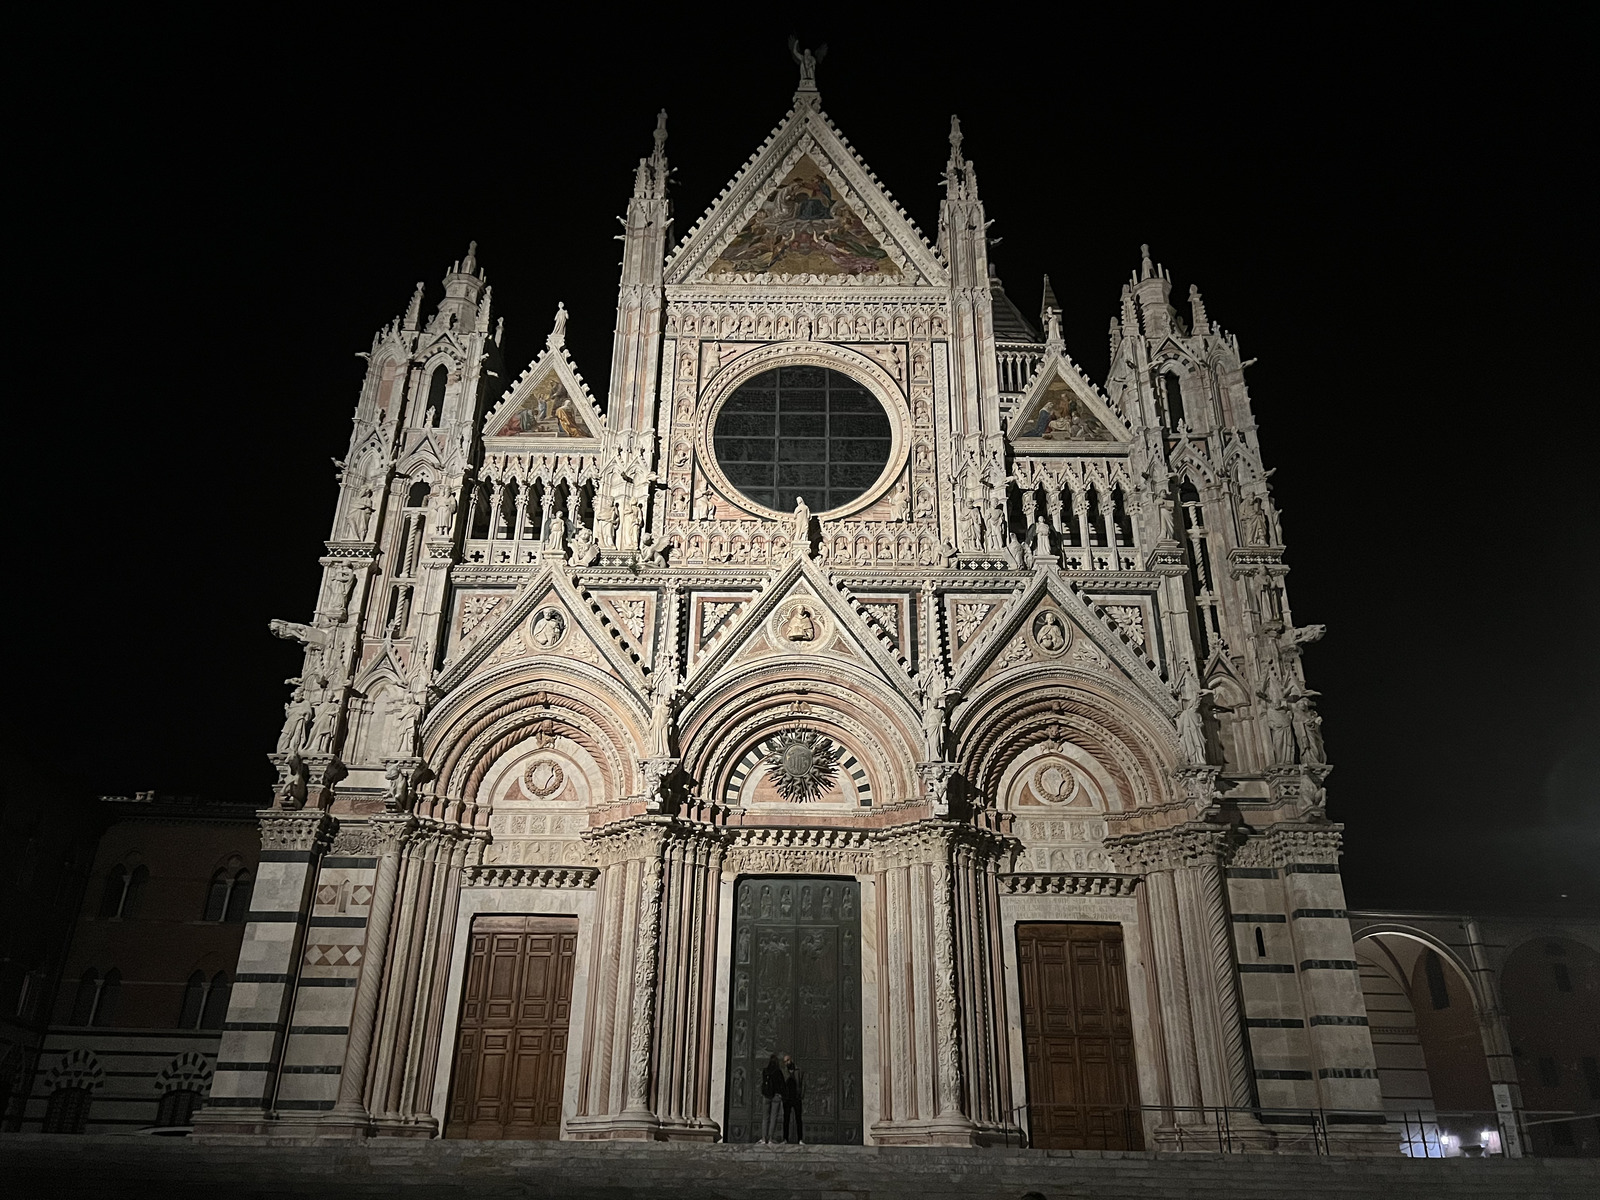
[446, 914, 576, 1139]
[1017, 920, 1143, 1149]
[725, 876, 862, 1144]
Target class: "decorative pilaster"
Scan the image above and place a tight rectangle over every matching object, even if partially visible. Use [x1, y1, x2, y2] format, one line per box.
[323, 814, 412, 1133]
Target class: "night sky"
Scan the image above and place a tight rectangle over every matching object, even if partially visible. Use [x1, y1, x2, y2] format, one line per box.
[19, 15, 1594, 911]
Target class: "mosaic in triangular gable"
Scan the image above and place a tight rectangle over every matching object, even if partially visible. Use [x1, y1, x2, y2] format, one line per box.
[709, 155, 899, 278]
[492, 368, 593, 438]
[1013, 373, 1114, 442]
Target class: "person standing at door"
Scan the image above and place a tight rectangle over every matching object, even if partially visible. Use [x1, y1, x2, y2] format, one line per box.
[782, 1053, 805, 1144]
[760, 1053, 785, 1144]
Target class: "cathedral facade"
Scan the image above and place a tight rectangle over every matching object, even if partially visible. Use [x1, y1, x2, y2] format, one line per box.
[199, 60, 1388, 1151]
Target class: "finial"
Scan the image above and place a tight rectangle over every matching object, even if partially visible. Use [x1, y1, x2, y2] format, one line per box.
[1189, 283, 1211, 335]
[403, 281, 425, 330]
[1140, 244, 1154, 280]
[949, 115, 963, 157]
[653, 110, 668, 159]
[1040, 273, 1060, 328]
[788, 36, 826, 95]
[547, 302, 568, 351]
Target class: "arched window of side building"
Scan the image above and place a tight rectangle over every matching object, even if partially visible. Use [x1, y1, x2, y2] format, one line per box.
[203, 866, 253, 923]
[178, 971, 205, 1029]
[200, 973, 231, 1030]
[91, 969, 121, 1027]
[42, 1086, 92, 1134]
[69, 969, 98, 1026]
[96, 866, 126, 919]
[155, 1087, 202, 1128]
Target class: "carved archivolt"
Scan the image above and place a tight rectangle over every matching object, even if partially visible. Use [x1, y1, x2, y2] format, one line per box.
[682, 669, 920, 807]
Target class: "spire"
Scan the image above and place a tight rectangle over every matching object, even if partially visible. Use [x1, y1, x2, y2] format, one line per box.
[402, 281, 425, 331]
[1132, 244, 1175, 338]
[1040, 273, 1060, 330]
[1189, 283, 1211, 336]
[1140, 243, 1155, 281]
[788, 37, 826, 104]
[1119, 284, 1139, 336]
[650, 110, 669, 199]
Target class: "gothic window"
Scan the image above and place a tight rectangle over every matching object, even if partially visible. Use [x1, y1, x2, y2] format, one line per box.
[92, 969, 121, 1027]
[1160, 372, 1186, 427]
[1179, 482, 1219, 659]
[496, 480, 519, 539]
[1084, 488, 1104, 546]
[122, 865, 148, 919]
[1111, 486, 1134, 548]
[1424, 950, 1451, 1010]
[178, 971, 205, 1029]
[425, 366, 447, 427]
[468, 482, 491, 539]
[407, 480, 431, 508]
[155, 1088, 201, 1127]
[96, 866, 126, 919]
[200, 972, 230, 1029]
[712, 365, 891, 513]
[203, 867, 252, 922]
[42, 1086, 91, 1134]
[69, 969, 98, 1025]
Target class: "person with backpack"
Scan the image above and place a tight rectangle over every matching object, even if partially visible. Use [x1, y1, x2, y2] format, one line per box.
[782, 1053, 806, 1145]
[759, 1053, 785, 1143]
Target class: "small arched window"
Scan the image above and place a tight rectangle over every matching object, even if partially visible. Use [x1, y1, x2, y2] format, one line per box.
[1254, 926, 1267, 958]
[92, 969, 121, 1028]
[97, 866, 127, 920]
[224, 870, 252, 923]
[69, 969, 99, 1026]
[155, 1087, 202, 1128]
[425, 366, 447, 427]
[178, 971, 206, 1029]
[407, 480, 431, 508]
[200, 973, 231, 1030]
[42, 1085, 92, 1134]
[1161, 372, 1186, 427]
[121, 866, 149, 920]
[204, 867, 252, 923]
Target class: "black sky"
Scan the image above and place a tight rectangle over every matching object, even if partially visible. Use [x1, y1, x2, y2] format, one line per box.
[16, 11, 1596, 910]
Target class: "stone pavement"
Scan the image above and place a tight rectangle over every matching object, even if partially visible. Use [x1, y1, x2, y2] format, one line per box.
[2, 1135, 1596, 1200]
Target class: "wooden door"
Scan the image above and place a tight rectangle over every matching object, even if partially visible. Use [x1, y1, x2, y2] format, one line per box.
[1016, 921, 1143, 1149]
[724, 877, 863, 1144]
[446, 914, 577, 1140]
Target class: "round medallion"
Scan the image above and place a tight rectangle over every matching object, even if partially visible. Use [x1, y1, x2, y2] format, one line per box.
[529, 606, 566, 649]
[1031, 759, 1087, 806]
[1029, 609, 1070, 656]
[771, 598, 829, 648]
[523, 759, 566, 798]
[761, 728, 841, 803]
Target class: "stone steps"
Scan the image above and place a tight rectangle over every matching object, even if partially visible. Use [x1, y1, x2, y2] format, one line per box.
[1, 1135, 1595, 1200]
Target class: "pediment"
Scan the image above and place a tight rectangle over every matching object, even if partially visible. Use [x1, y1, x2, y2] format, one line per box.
[682, 557, 916, 701]
[951, 568, 1172, 711]
[666, 108, 945, 289]
[1009, 356, 1131, 452]
[434, 568, 644, 698]
[482, 346, 603, 448]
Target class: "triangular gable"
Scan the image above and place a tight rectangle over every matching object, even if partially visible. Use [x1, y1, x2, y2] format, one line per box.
[682, 556, 917, 704]
[482, 348, 602, 445]
[667, 107, 944, 287]
[1009, 360, 1129, 450]
[1012, 371, 1117, 443]
[950, 567, 1172, 713]
[707, 154, 899, 279]
[433, 566, 645, 699]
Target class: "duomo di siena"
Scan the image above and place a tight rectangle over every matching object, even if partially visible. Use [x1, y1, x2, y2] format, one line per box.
[200, 52, 1383, 1151]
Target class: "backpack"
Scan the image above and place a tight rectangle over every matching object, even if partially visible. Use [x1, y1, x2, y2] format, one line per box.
[760, 1063, 778, 1098]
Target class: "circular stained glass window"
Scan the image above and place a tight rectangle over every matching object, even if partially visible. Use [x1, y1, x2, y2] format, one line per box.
[712, 365, 892, 514]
